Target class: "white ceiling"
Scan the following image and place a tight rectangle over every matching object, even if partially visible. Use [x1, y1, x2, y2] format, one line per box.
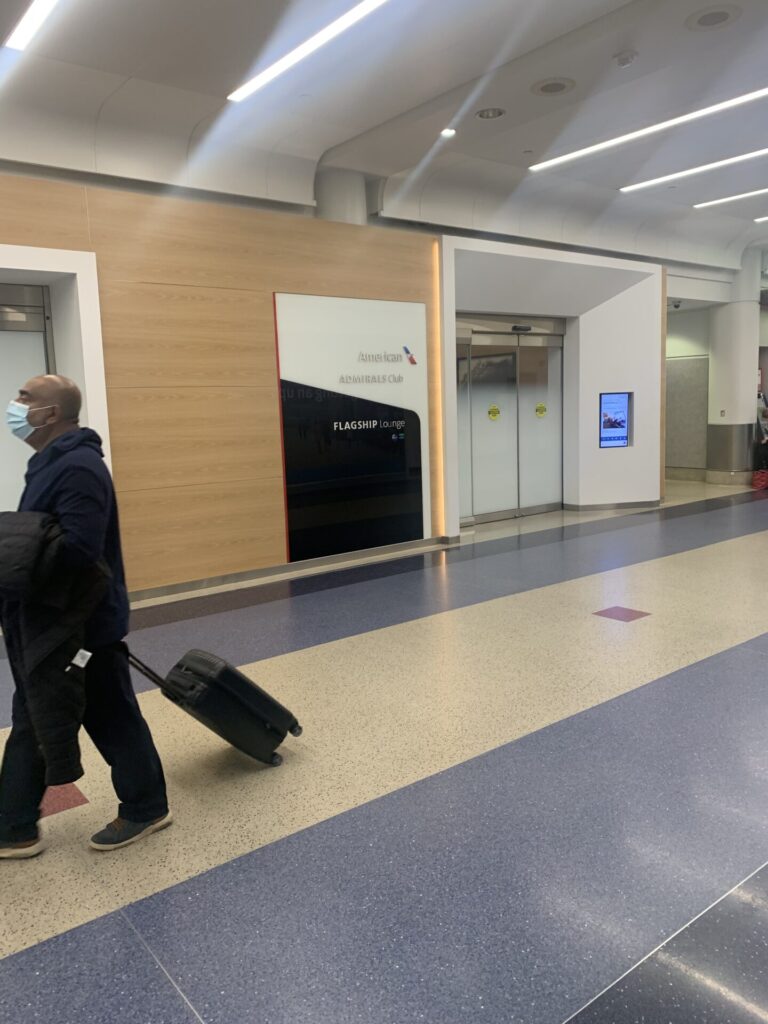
[455, 250, 650, 317]
[0, 0, 766, 266]
[356, 0, 768, 266]
[0, 0, 633, 182]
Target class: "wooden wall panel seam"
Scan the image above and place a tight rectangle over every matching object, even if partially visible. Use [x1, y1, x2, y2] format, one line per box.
[0, 172, 439, 590]
[114, 475, 288, 494]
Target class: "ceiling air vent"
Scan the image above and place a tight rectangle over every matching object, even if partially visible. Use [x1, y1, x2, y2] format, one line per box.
[530, 78, 576, 97]
[685, 5, 742, 30]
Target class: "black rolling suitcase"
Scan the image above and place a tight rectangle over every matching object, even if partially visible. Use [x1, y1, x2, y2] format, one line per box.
[128, 648, 302, 766]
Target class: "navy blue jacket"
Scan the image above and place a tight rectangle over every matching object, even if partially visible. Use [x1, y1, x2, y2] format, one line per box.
[19, 428, 129, 648]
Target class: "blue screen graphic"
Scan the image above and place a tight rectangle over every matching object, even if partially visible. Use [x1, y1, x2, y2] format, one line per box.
[600, 393, 630, 448]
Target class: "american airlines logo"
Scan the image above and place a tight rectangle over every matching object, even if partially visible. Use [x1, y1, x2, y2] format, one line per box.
[358, 352, 403, 363]
[355, 347, 419, 366]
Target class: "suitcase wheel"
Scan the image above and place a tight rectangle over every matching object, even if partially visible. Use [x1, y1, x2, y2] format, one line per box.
[270, 753, 283, 767]
[289, 724, 303, 738]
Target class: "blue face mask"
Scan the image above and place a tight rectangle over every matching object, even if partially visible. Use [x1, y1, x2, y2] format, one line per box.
[5, 400, 53, 442]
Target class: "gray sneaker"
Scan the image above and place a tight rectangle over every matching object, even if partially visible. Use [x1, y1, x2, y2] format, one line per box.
[0, 836, 46, 859]
[89, 812, 173, 851]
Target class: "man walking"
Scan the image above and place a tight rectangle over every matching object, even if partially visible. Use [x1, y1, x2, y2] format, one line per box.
[0, 375, 171, 858]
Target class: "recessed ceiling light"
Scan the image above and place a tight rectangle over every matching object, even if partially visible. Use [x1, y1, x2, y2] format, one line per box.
[685, 5, 741, 30]
[531, 78, 575, 97]
[476, 108, 506, 120]
[530, 84, 768, 172]
[694, 186, 768, 209]
[621, 146, 768, 192]
[228, 0, 389, 102]
[4, 0, 60, 50]
[441, 128, 457, 138]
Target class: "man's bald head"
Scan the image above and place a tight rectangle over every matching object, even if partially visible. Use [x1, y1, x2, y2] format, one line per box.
[14, 374, 83, 451]
[26, 375, 82, 422]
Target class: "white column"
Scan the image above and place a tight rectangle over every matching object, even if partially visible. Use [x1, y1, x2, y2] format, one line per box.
[707, 249, 762, 479]
[440, 238, 460, 537]
[314, 168, 368, 225]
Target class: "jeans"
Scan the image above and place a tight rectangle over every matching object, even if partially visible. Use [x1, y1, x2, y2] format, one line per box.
[0, 640, 168, 842]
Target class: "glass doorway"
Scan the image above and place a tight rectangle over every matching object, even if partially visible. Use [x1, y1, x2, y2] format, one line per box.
[0, 285, 54, 512]
[457, 317, 564, 524]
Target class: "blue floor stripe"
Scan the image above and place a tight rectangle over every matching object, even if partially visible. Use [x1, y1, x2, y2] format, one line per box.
[4, 634, 768, 1023]
[2, 496, 767, 727]
[0, 914, 201, 1023]
[127, 495, 768, 685]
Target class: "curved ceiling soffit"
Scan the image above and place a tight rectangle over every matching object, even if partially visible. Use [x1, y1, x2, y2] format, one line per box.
[380, 161, 768, 269]
[0, 50, 318, 205]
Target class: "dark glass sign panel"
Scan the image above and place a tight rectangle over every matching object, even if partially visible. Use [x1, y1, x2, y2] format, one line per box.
[280, 380, 423, 561]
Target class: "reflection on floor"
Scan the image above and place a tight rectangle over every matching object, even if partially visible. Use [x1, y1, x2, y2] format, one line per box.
[461, 479, 752, 545]
[569, 862, 768, 1024]
[1, 484, 767, 1024]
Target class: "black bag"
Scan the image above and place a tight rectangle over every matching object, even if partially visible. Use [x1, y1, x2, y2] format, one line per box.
[128, 648, 302, 766]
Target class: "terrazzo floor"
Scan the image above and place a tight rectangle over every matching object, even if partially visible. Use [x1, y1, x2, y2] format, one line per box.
[1, 484, 767, 1023]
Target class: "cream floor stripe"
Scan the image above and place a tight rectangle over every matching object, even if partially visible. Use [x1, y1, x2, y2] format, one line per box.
[2, 530, 768, 956]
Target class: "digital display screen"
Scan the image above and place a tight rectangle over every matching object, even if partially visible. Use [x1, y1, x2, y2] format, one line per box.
[600, 392, 631, 448]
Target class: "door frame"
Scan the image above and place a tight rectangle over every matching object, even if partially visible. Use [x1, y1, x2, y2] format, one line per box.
[457, 317, 565, 526]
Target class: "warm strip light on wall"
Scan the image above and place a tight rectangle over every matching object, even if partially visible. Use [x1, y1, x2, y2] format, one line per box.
[529, 85, 768, 172]
[694, 186, 768, 209]
[228, 0, 390, 102]
[621, 147, 768, 193]
[4, 0, 60, 50]
[431, 238, 446, 538]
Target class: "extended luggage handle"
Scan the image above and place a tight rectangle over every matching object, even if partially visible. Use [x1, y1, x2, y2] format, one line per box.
[128, 648, 303, 740]
[127, 651, 166, 688]
[128, 650, 207, 704]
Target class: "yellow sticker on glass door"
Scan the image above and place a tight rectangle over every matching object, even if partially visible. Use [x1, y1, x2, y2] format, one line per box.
[535, 403, 547, 418]
[488, 404, 501, 421]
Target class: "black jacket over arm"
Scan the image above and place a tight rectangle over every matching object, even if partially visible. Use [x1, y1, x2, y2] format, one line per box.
[0, 511, 109, 784]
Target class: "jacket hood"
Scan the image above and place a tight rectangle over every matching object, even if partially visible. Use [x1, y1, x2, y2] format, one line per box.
[27, 428, 104, 477]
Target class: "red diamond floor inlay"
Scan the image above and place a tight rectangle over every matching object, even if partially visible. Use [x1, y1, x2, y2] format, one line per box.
[594, 606, 651, 622]
[40, 783, 89, 818]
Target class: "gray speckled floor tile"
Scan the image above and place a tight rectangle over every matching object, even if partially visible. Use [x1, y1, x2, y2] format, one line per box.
[5, 533, 768, 954]
[114, 640, 768, 1024]
[0, 912, 202, 1024]
[3, 494, 768, 726]
[568, 863, 768, 1024]
[119, 494, 768, 703]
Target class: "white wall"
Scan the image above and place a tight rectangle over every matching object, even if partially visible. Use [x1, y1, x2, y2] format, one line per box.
[564, 276, 662, 508]
[761, 309, 768, 347]
[666, 309, 710, 358]
[0, 331, 48, 511]
[0, 245, 110, 464]
[444, 236, 662, 526]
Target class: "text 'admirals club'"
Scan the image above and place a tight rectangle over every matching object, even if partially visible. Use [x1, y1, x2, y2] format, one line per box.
[339, 374, 404, 384]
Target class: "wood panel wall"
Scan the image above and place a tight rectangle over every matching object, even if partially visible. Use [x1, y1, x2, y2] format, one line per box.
[0, 173, 441, 591]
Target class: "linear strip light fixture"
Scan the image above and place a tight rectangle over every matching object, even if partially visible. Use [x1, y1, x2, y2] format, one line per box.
[695, 186, 768, 209]
[4, 0, 60, 50]
[621, 147, 768, 193]
[756, 215, 768, 222]
[529, 85, 768, 172]
[228, 0, 390, 102]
